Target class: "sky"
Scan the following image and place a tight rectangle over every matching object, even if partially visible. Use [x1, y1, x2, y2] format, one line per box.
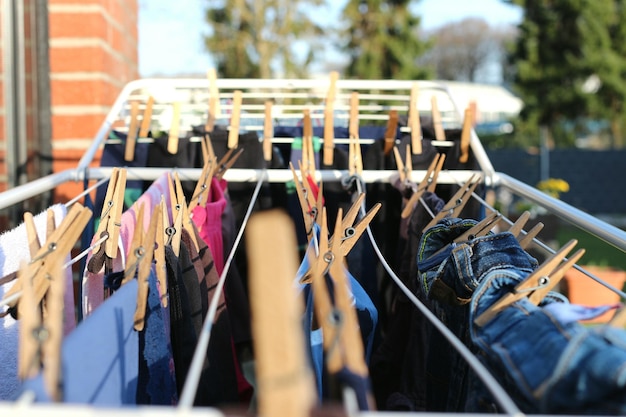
[138, 0, 523, 77]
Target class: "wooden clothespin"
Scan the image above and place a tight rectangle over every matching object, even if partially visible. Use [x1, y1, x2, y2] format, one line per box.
[518, 222, 545, 250]
[228, 90, 243, 149]
[451, 211, 501, 244]
[431, 96, 446, 141]
[138, 96, 155, 138]
[42, 260, 64, 401]
[121, 203, 158, 331]
[348, 92, 363, 176]
[474, 239, 585, 327]
[325, 193, 381, 257]
[401, 153, 446, 219]
[93, 168, 127, 260]
[290, 162, 316, 242]
[422, 173, 482, 231]
[4, 204, 93, 315]
[263, 101, 273, 162]
[507, 211, 531, 239]
[310, 208, 374, 410]
[384, 110, 398, 156]
[214, 147, 244, 181]
[168, 171, 200, 255]
[459, 106, 472, 163]
[17, 260, 41, 381]
[393, 144, 413, 184]
[124, 101, 141, 162]
[323, 71, 338, 166]
[409, 83, 422, 154]
[205, 68, 221, 133]
[302, 109, 316, 180]
[166, 173, 183, 256]
[247, 210, 315, 417]
[168, 101, 181, 155]
[188, 157, 215, 212]
[154, 198, 168, 308]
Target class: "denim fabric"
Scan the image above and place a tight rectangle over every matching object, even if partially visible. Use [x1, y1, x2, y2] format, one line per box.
[415, 217, 538, 412]
[471, 269, 626, 414]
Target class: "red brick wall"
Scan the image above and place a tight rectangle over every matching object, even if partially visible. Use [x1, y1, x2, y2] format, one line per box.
[48, 0, 139, 202]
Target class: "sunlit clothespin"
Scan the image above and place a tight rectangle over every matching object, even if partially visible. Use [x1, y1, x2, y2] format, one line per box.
[323, 71, 338, 166]
[125, 101, 141, 162]
[409, 83, 422, 154]
[474, 239, 585, 327]
[121, 203, 159, 331]
[348, 92, 362, 176]
[401, 153, 446, 219]
[422, 173, 482, 231]
[92, 168, 127, 260]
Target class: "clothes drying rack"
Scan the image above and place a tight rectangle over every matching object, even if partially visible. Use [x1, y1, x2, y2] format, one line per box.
[1, 77, 626, 417]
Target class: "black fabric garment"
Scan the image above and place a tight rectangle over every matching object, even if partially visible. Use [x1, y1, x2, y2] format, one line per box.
[165, 246, 198, 398]
[93, 130, 149, 218]
[369, 191, 445, 411]
[184, 225, 241, 406]
[144, 134, 203, 199]
[178, 241, 204, 340]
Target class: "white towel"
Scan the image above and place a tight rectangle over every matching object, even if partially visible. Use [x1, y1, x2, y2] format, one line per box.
[0, 204, 74, 400]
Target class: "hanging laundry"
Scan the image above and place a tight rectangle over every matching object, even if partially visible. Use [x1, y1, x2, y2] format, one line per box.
[0, 204, 72, 401]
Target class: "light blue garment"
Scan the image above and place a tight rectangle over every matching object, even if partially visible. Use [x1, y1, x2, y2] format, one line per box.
[62, 279, 139, 405]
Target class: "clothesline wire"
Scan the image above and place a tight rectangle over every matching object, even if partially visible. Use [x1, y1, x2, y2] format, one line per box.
[178, 169, 267, 408]
[354, 176, 524, 417]
[450, 175, 626, 300]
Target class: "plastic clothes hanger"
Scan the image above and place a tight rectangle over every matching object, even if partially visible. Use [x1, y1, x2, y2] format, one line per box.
[401, 153, 446, 219]
[121, 203, 158, 331]
[422, 173, 482, 232]
[323, 71, 338, 166]
[474, 239, 585, 327]
[383, 110, 398, 156]
[124, 101, 140, 162]
[409, 83, 422, 154]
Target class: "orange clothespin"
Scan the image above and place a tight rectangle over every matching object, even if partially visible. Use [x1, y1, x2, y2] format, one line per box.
[401, 153, 446, 219]
[422, 173, 482, 231]
[139, 96, 155, 138]
[93, 168, 127, 260]
[384, 110, 398, 156]
[124, 101, 140, 162]
[263, 101, 273, 162]
[323, 71, 338, 166]
[431, 96, 446, 141]
[474, 239, 585, 327]
[168, 101, 181, 154]
[409, 83, 422, 154]
[348, 92, 363, 176]
[228, 90, 243, 149]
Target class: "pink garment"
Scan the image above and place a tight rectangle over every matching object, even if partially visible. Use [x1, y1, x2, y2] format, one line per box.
[0, 204, 74, 400]
[190, 177, 227, 275]
[82, 173, 173, 316]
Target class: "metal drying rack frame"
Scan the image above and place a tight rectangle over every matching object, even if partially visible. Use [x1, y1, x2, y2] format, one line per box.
[0, 77, 625, 417]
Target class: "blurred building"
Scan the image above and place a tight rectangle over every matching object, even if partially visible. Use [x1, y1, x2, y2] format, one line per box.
[0, 0, 138, 223]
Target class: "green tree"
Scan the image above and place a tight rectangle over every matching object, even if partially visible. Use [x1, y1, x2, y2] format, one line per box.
[204, 0, 324, 78]
[506, 0, 625, 148]
[340, 0, 431, 79]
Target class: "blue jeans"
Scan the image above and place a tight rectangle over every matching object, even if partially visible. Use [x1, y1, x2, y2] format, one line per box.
[416, 218, 538, 411]
[471, 268, 626, 414]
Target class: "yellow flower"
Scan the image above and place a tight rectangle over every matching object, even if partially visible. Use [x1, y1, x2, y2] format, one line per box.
[537, 178, 570, 198]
